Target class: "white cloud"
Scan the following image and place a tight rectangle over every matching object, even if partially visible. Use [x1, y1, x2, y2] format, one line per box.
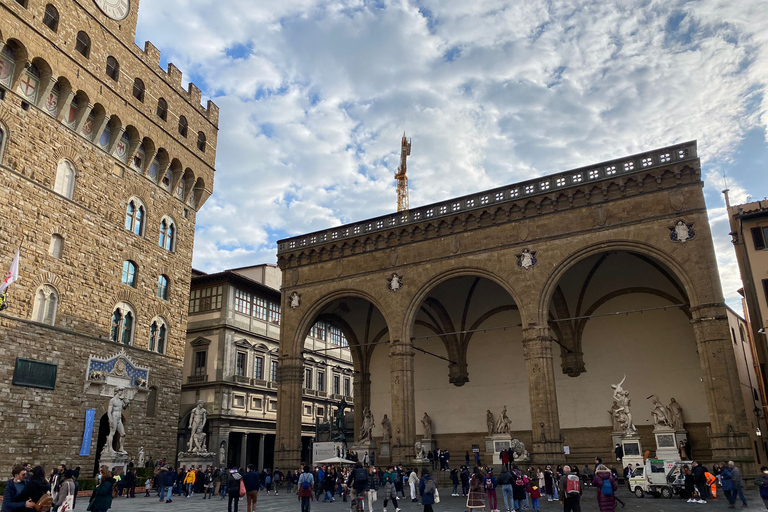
[137, 0, 768, 304]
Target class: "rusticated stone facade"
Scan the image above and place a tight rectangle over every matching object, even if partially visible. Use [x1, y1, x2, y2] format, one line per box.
[273, 141, 756, 472]
[0, 0, 216, 475]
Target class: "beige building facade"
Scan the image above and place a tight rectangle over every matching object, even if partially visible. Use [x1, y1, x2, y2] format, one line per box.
[181, 264, 354, 469]
[0, 0, 216, 475]
[273, 141, 755, 470]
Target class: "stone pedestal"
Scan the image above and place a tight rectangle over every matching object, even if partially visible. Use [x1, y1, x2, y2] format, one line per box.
[485, 434, 512, 465]
[420, 438, 435, 455]
[378, 441, 391, 464]
[351, 439, 377, 462]
[99, 450, 129, 475]
[653, 426, 680, 461]
[178, 451, 216, 470]
[620, 434, 644, 470]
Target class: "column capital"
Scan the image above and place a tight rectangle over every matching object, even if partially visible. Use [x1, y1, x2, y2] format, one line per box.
[276, 356, 304, 384]
[689, 302, 728, 322]
[389, 341, 414, 357]
[521, 325, 555, 359]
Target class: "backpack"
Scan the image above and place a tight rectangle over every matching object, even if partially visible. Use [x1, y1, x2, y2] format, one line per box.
[300, 474, 311, 490]
[601, 478, 613, 496]
[423, 478, 436, 495]
[354, 468, 368, 487]
[565, 474, 581, 495]
[485, 477, 493, 490]
[514, 472, 524, 487]
[34, 492, 53, 512]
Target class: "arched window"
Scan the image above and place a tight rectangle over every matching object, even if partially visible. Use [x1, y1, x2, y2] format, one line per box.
[75, 31, 91, 58]
[43, 4, 59, 32]
[15, 0, 28, 8]
[159, 218, 175, 252]
[53, 159, 76, 199]
[197, 131, 206, 152]
[146, 387, 158, 417]
[110, 303, 135, 345]
[157, 274, 169, 300]
[125, 199, 145, 236]
[149, 318, 167, 354]
[161, 169, 173, 191]
[32, 285, 58, 325]
[0, 123, 7, 165]
[121, 260, 137, 287]
[48, 234, 63, 258]
[131, 143, 145, 172]
[0, 46, 17, 89]
[106, 56, 119, 81]
[132, 78, 145, 102]
[156, 98, 167, 121]
[178, 116, 188, 137]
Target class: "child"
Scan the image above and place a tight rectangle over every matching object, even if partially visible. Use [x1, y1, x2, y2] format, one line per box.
[526, 482, 541, 512]
[144, 477, 152, 497]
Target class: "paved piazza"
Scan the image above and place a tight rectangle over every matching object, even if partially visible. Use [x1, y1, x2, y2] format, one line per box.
[108, 486, 768, 512]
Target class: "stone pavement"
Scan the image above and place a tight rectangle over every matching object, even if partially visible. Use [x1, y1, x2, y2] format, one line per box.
[107, 486, 768, 512]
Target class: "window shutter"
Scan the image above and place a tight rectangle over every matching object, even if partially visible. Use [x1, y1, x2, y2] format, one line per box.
[752, 227, 765, 250]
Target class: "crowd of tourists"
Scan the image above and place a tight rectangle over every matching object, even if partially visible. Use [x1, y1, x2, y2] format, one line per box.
[5, 457, 768, 512]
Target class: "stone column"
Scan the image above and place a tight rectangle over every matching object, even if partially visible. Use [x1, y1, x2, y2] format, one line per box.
[258, 434, 265, 470]
[275, 355, 304, 470]
[239, 433, 248, 469]
[390, 341, 415, 462]
[691, 304, 753, 464]
[522, 325, 565, 463]
[55, 90, 75, 123]
[353, 371, 371, 440]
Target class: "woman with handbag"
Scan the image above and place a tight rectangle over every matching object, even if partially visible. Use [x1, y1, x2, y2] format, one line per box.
[53, 471, 75, 512]
[15, 466, 51, 511]
[418, 469, 437, 512]
[87, 467, 114, 512]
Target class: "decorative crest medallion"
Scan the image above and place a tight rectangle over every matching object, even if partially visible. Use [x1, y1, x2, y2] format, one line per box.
[387, 273, 403, 292]
[516, 249, 538, 269]
[669, 220, 695, 243]
[289, 291, 301, 309]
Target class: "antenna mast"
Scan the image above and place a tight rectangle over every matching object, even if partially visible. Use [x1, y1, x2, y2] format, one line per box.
[395, 133, 411, 212]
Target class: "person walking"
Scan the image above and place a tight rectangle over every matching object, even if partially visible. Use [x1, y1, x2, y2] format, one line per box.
[691, 462, 708, 504]
[557, 465, 581, 512]
[88, 468, 114, 512]
[219, 466, 229, 500]
[418, 469, 437, 512]
[461, 466, 470, 497]
[226, 468, 243, 512]
[497, 467, 513, 512]
[298, 466, 314, 512]
[467, 467, 485, 510]
[52, 470, 75, 512]
[183, 467, 196, 498]
[16, 466, 50, 506]
[730, 461, 748, 507]
[380, 469, 401, 512]
[591, 465, 616, 512]
[286, 471, 294, 495]
[754, 466, 768, 509]
[450, 469, 459, 497]
[242, 465, 261, 512]
[510, 467, 526, 512]
[543, 466, 555, 502]
[409, 469, 419, 503]
[367, 466, 379, 512]
[144, 475, 152, 497]
[2, 465, 34, 512]
[484, 469, 498, 512]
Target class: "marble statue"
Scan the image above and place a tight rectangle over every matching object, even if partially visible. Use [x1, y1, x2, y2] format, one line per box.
[611, 375, 637, 434]
[415, 441, 428, 460]
[137, 446, 145, 467]
[608, 401, 622, 432]
[674, 221, 691, 242]
[421, 412, 433, 438]
[381, 414, 392, 442]
[510, 439, 530, 461]
[106, 387, 130, 454]
[649, 394, 671, 428]
[486, 409, 495, 435]
[668, 398, 684, 430]
[187, 400, 209, 453]
[359, 407, 375, 442]
[495, 406, 512, 434]
[219, 442, 226, 464]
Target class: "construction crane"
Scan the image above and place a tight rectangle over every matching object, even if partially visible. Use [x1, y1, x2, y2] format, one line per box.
[395, 133, 411, 212]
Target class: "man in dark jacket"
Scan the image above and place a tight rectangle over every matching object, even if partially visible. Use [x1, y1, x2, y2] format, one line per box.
[242, 465, 261, 512]
[2, 466, 34, 512]
[347, 462, 369, 508]
[164, 466, 177, 503]
[691, 462, 708, 502]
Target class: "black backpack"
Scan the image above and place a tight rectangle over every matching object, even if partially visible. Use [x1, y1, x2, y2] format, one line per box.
[354, 468, 368, 488]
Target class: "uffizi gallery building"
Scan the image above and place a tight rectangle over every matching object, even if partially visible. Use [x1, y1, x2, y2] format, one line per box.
[274, 141, 767, 472]
[0, 0, 216, 475]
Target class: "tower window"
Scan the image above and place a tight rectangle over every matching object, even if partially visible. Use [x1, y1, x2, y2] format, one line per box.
[132, 78, 145, 102]
[48, 234, 63, 259]
[159, 218, 175, 252]
[110, 303, 135, 346]
[121, 260, 137, 287]
[43, 4, 59, 32]
[156, 98, 167, 121]
[32, 285, 58, 326]
[197, 131, 206, 152]
[178, 116, 188, 137]
[124, 199, 145, 236]
[53, 160, 76, 199]
[106, 56, 119, 81]
[157, 274, 169, 300]
[75, 31, 91, 58]
[149, 318, 167, 354]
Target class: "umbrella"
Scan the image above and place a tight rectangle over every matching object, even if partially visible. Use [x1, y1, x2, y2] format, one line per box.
[315, 456, 356, 465]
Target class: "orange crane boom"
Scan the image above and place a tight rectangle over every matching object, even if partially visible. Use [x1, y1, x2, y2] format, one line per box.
[395, 133, 411, 212]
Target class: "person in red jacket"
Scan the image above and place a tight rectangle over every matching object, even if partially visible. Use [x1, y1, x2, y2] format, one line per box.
[592, 465, 618, 512]
[526, 480, 541, 512]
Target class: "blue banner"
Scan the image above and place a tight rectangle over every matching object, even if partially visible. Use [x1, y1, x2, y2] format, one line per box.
[79, 409, 96, 456]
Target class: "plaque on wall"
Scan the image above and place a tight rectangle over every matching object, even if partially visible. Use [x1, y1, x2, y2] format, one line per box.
[623, 442, 641, 456]
[657, 434, 675, 448]
[13, 358, 57, 390]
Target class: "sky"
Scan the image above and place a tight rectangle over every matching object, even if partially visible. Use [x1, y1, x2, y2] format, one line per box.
[136, 0, 768, 310]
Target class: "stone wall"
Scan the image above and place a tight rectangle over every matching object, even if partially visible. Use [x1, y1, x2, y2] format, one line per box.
[0, 315, 182, 476]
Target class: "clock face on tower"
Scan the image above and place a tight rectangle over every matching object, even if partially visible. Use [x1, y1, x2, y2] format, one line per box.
[93, 0, 130, 20]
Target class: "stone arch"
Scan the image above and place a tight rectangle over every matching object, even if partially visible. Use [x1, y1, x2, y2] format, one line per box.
[537, 239, 698, 326]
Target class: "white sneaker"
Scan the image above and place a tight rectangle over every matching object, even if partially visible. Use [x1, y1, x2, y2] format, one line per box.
[396, 508, 402, 512]
[698, 500, 706, 504]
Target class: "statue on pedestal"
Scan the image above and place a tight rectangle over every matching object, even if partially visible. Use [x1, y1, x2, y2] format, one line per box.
[333, 398, 349, 442]
[495, 406, 512, 434]
[359, 407, 375, 442]
[421, 412, 433, 438]
[381, 414, 392, 442]
[137, 447, 145, 467]
[611, 375, 637, 435]
[105, 387, 130, 455]
[486, 410, 495, 435]
[414, 441, 428, 460]
[668, 398, 685, 430]
[608, 401, 622, 432]
[187, 401, 209, 453]
[648, 395, 671, 428]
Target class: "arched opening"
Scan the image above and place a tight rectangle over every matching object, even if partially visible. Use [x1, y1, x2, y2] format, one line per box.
[93, 412, 126, 476]
[545, 250, 707, 456]
[405, 274, 524, 452]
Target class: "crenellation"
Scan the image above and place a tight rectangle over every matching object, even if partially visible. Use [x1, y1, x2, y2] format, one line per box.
[167, 62, 183, 87]
[187, 82, 202, 111]
[206, 99, 219, 125]
[142, 40, 160, 67]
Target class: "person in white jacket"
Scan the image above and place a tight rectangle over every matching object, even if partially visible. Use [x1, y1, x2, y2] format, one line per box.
[408, 470, 419, 502]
